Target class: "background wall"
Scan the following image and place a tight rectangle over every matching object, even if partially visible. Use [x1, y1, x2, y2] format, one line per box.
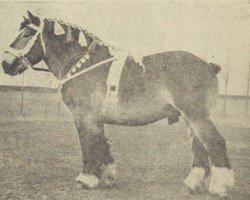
[0, 1, 249, 95]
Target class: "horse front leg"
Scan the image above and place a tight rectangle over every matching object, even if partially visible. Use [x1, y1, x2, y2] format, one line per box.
[74, 113, 115, 188]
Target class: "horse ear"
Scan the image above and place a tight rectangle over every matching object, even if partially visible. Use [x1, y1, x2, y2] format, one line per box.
[27, 10, 34, 19]
[23, 16, 27, 21]
[27, 10, 40, 26]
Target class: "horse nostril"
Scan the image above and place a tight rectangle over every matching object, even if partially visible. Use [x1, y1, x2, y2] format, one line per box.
[2, 61, 9, 72]
[2, 60, 8, 68]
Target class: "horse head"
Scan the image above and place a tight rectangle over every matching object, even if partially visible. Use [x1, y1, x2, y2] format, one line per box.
[2, 11, 103, 79]
[2, 11, 45, 76]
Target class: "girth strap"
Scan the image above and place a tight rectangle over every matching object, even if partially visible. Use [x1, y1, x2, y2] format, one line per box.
[103, 51, 128, 121]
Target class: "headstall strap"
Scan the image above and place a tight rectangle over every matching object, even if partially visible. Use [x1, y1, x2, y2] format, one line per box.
[27, 23, 39, 31]
[5, 20, 45, 68]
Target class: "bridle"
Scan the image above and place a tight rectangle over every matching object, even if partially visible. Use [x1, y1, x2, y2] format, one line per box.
[5, 21, 46, 71]
[5, 18, 118, 88]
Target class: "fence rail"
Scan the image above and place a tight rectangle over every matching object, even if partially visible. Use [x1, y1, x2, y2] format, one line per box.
[0, 86, 249, 121]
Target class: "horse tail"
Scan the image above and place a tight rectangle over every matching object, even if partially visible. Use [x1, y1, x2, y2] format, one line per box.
[209, 63, 221, 74]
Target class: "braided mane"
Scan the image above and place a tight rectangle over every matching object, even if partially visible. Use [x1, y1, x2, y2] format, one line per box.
[46, 17, 113, 49]
[44, 18, 144, 65]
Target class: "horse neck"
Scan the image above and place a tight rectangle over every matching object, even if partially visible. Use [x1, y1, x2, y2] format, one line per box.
[42, 22, 111, 80]
[42, 40, 78, 79]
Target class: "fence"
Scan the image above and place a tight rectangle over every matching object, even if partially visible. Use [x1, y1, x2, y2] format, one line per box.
[215, 95, 250, 118]
[0, 85, 250, 122]
[0, 85, 71, 121]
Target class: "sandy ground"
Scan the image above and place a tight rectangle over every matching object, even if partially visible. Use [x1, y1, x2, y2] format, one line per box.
[0, 118, 249, 200]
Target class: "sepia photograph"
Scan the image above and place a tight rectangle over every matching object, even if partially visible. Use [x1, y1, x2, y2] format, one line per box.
[0, 0, 249, 199]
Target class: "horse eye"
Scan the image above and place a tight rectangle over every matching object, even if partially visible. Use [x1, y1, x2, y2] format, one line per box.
[23, 33, 30, 38]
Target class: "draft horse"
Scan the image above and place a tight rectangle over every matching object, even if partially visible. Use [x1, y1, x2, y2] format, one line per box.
[1, 11, 234, 198]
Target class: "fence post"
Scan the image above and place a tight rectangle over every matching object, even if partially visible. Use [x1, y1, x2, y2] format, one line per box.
[20, 74, 25, 116]
[223, 72, 230, 116]
[246, 65, 250, 117]
[223, 54, 231, 116]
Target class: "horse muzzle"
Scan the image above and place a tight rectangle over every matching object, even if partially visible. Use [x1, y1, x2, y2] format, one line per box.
[2, 52, 27, 76]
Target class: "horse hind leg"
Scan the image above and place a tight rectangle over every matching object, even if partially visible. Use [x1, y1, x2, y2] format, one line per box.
[183, 111, 234, 198]
[183, 121, 210, 193]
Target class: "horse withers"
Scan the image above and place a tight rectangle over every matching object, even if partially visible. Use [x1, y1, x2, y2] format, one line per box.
[1, 11, 234, 198]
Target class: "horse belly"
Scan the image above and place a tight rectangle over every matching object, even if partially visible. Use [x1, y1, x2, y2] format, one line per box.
[103, 60, 175, 126]
[115, 99, 173, 126]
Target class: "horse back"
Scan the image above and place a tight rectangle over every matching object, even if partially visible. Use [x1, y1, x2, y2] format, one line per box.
[118, 51, 219, 119]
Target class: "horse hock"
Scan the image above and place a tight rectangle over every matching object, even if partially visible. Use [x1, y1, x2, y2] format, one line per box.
[189, 118, 234, 197]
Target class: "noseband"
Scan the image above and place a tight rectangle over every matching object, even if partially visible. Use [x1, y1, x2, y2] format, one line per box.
[5, 21, 46, 70]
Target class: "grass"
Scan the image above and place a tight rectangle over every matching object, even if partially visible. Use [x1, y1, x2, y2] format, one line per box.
[0, 118, 249, 200]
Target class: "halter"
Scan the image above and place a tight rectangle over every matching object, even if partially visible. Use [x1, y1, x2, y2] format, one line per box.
[5, 21, 46, 70]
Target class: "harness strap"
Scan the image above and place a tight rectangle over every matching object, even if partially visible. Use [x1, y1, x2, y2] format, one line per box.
[59, 56, 117, 85]
[104, 52, 127, 121]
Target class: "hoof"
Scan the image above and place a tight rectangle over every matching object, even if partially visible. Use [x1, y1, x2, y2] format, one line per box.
[184, 167, 206, 193]
[100, 163, 116, 187]
[75, 173, 99, 189]
[209, 166, 234, 198]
